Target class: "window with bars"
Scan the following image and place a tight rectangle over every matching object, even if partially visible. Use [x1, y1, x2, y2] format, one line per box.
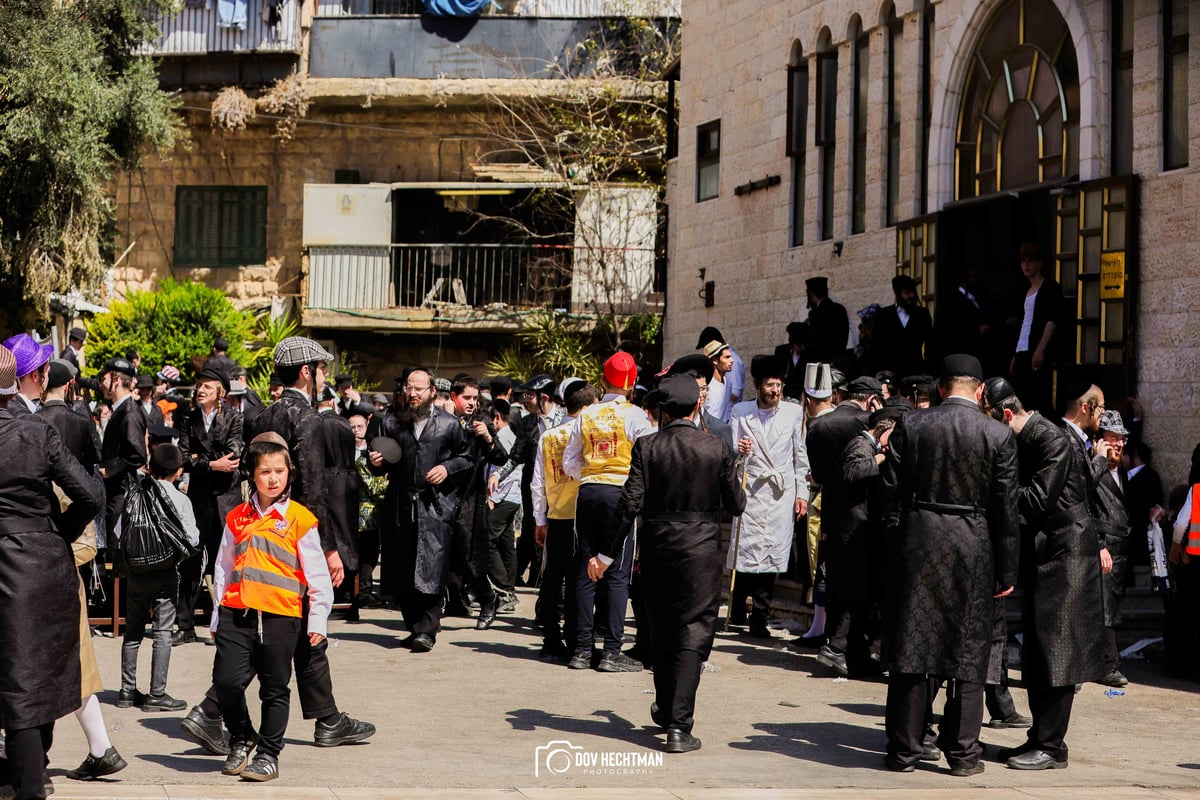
[1163, 0, 1189, 170]
[787, 60, 809, 246]
[174, 186, 268, 268]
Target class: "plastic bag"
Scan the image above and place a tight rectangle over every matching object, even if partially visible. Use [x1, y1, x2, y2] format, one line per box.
[111, 474, 197, 577]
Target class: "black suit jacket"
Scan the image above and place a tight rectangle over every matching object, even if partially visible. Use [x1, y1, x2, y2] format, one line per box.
[318, 410, 361, 570]
[774, 344, 807, 402]
[60, 347, 80, 371]
[873, 304, 934, 377]
[934, 288, 986, 363]
[7, 396, 37, 419]
[100, 396, 148, 533]
[177, 405, 244, 505]
[38, 399, 101, 471]
[807, 299, 850, 365]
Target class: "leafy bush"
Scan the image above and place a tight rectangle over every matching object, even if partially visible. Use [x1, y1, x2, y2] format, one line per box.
[87, 279, 255, 380]
[485, 311, 603, 386]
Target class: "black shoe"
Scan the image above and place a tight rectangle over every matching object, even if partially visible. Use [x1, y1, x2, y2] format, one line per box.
[443, 602, 471, 618]
[115, 689, 146, 709]
[883, 754, 915, 772]
[240, 753, 278, 782]
[476, 600, 498, 630]
[816, 645, 849, 677]
[995, 742, 1034, 762]
[181, 705, 229, 755]
[171, 630, 197, 647]
[222, 736, 257, 776]
[567, 648, 592, 670]
[664, 727, 701, 753]
[597, 652, 643, 673]
[920, 742, 941, 762]
[988, 712, 1033, 728]
[1007, 749, 1068, 770]
[499, 594, 518, 613]
[315, 714, 376, 747]
[356, 592, 382, 609]
[540, 641, 570, 662]
[142, 693, 187, 713]
[411, 633, 435, 653]
[397, 634, 415, 649]
[650, 702, 669, 730]
[1097, 669, 1129, 688]
[65, 746, 127, 780]
[747, 621, 772, 639]
[793, 634, 827, 649]
[949, 760, 985, 777]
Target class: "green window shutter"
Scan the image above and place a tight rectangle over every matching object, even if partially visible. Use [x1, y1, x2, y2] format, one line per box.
[174, 185, 267, 268]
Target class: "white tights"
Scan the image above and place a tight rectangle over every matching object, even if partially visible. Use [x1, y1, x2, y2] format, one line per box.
[74, 694, 113, 758]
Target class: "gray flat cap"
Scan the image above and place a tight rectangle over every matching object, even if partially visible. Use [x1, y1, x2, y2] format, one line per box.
[274, 336, 335, 367]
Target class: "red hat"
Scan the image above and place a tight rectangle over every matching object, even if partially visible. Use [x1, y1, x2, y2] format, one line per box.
[603, 352, 637, 390]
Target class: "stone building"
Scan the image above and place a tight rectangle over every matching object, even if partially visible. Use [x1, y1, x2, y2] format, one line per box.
[112, 0, 677, 384]
[665, 0, 1200, 485]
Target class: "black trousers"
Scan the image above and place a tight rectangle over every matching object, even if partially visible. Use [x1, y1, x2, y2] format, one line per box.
[730, 572, 776, 625]
[399, 590, 442, 637]
[653, 646, 703, 733]
[474, 500, 520, 605]
[1023, 671, 1075, 760]
[177, 495, 225, 634]
[1102, 626, 1120, 672]
[3, 723, 53, 800]
[516, 484, 540, 585]
[446, 497, 480, 606]
[213, 607, 299, 758]
[886, 673, 984, 768]
[574, 484, 633, 655]
[356, 526, 380, 600]
[536, 518, 578, 646]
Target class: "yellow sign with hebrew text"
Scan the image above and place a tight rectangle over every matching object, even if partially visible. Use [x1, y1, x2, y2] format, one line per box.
[1100, 252, 1125, 300]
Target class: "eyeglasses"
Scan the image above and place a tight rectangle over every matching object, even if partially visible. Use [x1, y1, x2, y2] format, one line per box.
[402, 384, 432, 394]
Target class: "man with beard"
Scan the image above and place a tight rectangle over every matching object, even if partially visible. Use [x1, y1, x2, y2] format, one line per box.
[984, 377, 1103, 769]
[873, 276, 934, 377]
[804, 277, 850, 367]
[727, 355, 809, 638]
[588, 375, 746, 753]
[367, 368, 472, 651]
[882, 355, 1018, 777]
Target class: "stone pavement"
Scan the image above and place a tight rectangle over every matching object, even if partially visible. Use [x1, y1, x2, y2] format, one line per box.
[40, 588, 1200, 797]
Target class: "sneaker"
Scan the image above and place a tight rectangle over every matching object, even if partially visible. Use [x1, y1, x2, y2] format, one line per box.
[240, 753, 279, 782]
[597, 651, 643, 673]
[181, 705, 230, 756]
[142, 693, 187, 713]
[567, 648, 592, 670]
[314, 714, 376, 747]
[222, 736, 257, 776]
[114, 688, 147, 708]
[65, 746, 127, 781]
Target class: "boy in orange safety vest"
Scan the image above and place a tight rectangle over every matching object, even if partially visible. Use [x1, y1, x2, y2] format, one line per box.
[210, 432, 333, 782]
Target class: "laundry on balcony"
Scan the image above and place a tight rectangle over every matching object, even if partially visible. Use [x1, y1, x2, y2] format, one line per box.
[217, 0, 247, 28]
[422, 0, 496, 15]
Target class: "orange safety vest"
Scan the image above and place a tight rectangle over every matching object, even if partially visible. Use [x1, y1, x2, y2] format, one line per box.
[1187, 484, 1200, 556]
[220, 500, 317, 618]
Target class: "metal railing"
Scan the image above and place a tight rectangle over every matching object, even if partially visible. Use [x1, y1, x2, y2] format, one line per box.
[137, 0, 304, 55]
[394, 243, 572, 311]
[316, 0, 679, 18]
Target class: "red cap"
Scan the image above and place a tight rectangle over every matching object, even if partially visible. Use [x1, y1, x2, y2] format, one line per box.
[603, 352, 637, 390]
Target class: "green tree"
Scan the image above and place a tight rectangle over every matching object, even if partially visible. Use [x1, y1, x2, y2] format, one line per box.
[0, 0, 182, 316]
[87, 279, 255, 380]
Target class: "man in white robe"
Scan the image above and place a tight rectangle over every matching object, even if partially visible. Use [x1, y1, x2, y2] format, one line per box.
[727, 355, 810, 638]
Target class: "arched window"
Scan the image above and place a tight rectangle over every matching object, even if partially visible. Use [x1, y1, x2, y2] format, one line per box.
[955, 0, 1079, 199]
[816, 27, 836, 240]
[787, 41, 808, 247]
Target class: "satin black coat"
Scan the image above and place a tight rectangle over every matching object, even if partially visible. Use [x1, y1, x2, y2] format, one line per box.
[246, 389, 334, 554]
[606, 420, 746, 657]
[100, 396, 148, 537]
[1015, 413, 1105, 685]
[807, 404, 869, 587]
[368, 407, 472, 595]
[0, 410, 103, 728]
[837, 432, 890, 604]
[1092, 464, 1132, 626]
[177, 405, 245, 547]
[882, 396, 1020, 683]
[38, 399, 101, 471]
[319, 410, 361, 572]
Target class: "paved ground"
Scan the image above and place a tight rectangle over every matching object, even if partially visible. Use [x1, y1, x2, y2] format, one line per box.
[36, 588, 1200, 797]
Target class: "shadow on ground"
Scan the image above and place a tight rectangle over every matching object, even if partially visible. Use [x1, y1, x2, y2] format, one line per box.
[729, 720, 894, 769]
[506, 708, 661, 749]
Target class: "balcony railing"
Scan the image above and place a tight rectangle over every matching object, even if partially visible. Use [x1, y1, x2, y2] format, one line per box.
[137, 0, 304, 55]
[315, 0, 679, 18]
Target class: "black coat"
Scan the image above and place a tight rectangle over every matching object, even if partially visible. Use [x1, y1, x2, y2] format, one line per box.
[873, 304, 933, 377]
[246, 389, 334, 554]
[100, 396, 148, 538]
[6, 396, 37, 419]
[807, 403, 869, 547]
[807, 298, 850, 365]
[1012, 278, 1067, 359]
[837, 432, 888, 604]
[606, 420, 746, 657]
[882, 396, 1019, 683]
[935, 287, 987, 364]
[773, 344, 807, 403]
[177, 405, 245, 545]
[0, 410, 103, 728]
[1014, 413, 1105, 685]
[700, 410, 735, 457]
[369, 407, 472, 594]
[140, 399, 165, 428]
[319, 409, 361, 572]
[38, 399, 101, 471]
[1093, 466, 1132, 626]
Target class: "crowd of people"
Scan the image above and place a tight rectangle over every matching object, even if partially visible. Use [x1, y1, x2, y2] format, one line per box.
[0, 243, 1197, 795]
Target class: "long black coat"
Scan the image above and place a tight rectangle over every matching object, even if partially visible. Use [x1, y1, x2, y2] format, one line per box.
[773, 344, 807, 403]
[177, 405, 244, 553]
[873, 304, 933, 377]
[1092, 466, 1132, 626]
[807, 298, 850, 365]
[369, 408, 471, 595]
[838, 432, 888, 604]
[807, 403, 868, 547]
[606, 420, 746, 657]
[1014, 413, 1105, 685]
[100, 396, 148, 538]
[882, 396, 1019, 683]
[319, 409, 361, 572]
[0, 410, 103, 728]
[39, 399, 101, 471]
[246, 389, 334, 554]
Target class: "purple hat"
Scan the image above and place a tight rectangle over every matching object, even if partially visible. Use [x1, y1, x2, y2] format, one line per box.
[1, 333, 54, 379]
